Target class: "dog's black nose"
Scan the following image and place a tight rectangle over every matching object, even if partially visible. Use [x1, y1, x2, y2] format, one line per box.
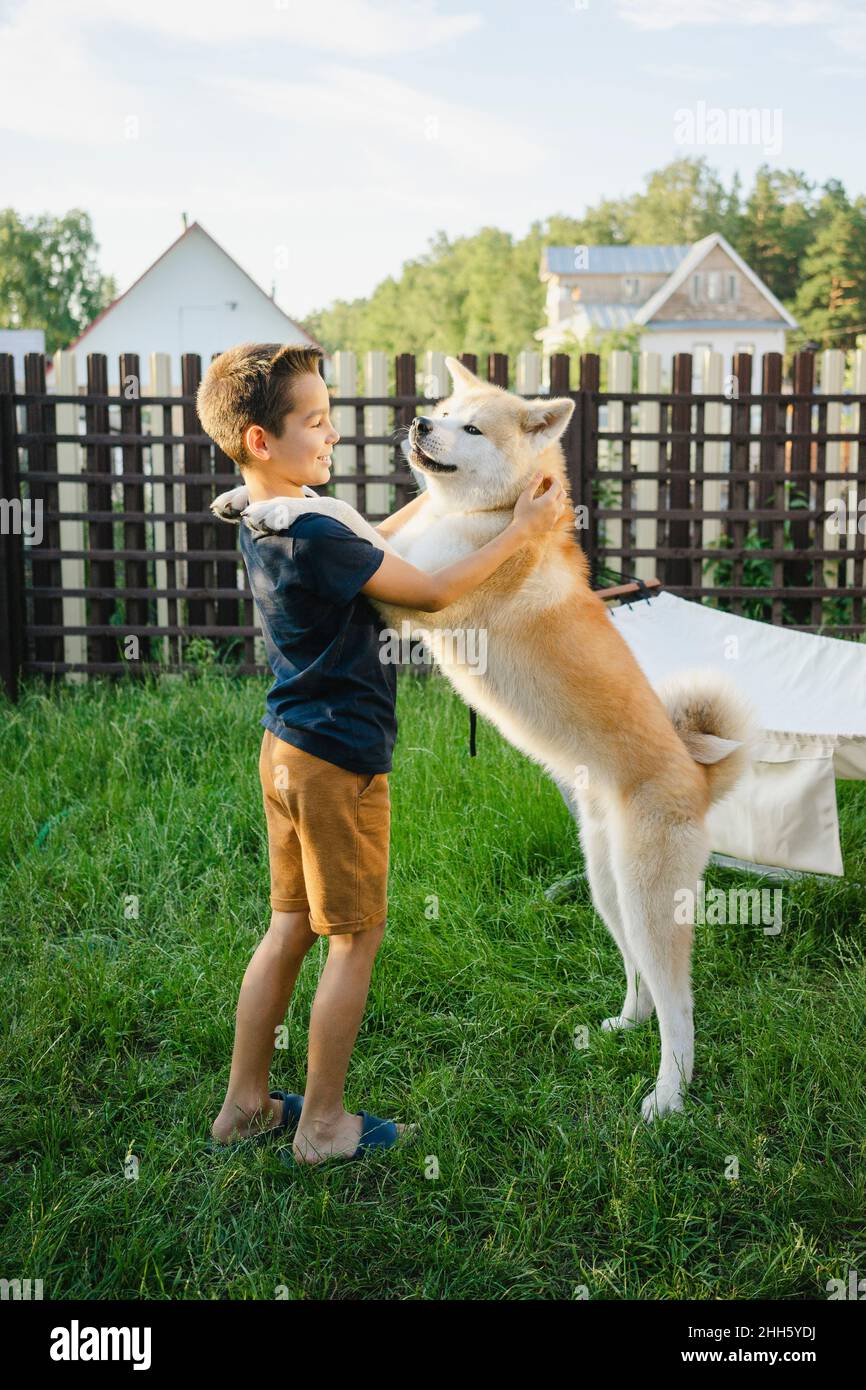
[415, 416, 433, 435]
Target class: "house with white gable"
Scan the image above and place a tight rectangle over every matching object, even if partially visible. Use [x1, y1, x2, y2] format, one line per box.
[58, 221, 323, 388]
[537, 233, 797, 387]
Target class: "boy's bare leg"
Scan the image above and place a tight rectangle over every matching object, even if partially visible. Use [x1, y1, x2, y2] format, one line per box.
[211, 909, 318, 1144]
[293, 920, 406, 1164]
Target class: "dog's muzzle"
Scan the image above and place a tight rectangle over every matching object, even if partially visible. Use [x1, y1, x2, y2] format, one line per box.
[409, 418, 458, 473]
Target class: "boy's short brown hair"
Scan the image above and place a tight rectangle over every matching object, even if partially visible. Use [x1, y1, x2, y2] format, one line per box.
[196, 342, 324, 468]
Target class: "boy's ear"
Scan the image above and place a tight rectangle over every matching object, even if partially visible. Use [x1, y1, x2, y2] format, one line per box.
[240, 419, 268, 464]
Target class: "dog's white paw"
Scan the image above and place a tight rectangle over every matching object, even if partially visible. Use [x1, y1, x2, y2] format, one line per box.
[641, 1086, 684, 1123]
[601, 1015, 638, 1032]
[211, 484, 249, 520]
[242, 498, 297, 534]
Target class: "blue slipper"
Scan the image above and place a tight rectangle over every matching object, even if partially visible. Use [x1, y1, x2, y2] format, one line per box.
[350, 1110, 400, 1159]
[278, 1109, 413, 1168]
[206, 1090, 304, 1152]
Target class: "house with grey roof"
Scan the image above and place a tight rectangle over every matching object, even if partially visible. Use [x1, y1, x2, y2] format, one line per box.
[537, 233, 797, 386]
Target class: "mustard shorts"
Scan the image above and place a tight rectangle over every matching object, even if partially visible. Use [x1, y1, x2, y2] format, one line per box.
[259, 729, 391, 935]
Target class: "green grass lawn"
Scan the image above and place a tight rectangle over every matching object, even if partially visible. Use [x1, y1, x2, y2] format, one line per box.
[1, 671, 864, 1300]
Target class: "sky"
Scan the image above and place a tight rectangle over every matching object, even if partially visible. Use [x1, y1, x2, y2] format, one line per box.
[0, 0, 863, 324]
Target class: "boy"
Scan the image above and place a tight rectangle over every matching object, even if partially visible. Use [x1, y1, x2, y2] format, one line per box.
[197, 342, 565, 1165]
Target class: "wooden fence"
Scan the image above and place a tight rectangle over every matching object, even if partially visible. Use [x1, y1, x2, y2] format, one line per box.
[1, 345, 865, 701]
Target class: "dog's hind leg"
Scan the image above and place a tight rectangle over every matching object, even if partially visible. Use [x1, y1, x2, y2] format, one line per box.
[606, 798, 711, 1120]
[572, 788, 654, 1031]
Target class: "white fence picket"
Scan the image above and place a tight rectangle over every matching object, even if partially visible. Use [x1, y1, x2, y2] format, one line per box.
[604, 350, 629, 563]
[332, 351, 357, 508]
[516, 351, 542, 396]
[850, 349, 866, 590]
[821, 349, 847, 589]
[422, 351, 448, 401]
[364, 351, 392, 517]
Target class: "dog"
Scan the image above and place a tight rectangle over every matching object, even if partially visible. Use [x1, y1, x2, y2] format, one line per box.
[214, 355, 758, 1120]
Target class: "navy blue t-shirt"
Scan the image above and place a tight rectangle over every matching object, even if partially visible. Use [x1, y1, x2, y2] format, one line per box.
[238, 512, 397, 774]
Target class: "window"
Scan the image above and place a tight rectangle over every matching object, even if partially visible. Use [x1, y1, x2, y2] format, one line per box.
[690, 273, 703, 304]
[727, 272, 738, 303]
[706, 271, 722, 302]
[622, 276, 640, 302]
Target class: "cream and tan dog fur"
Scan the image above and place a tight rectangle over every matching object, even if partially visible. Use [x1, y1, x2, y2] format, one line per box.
[214, 356, 758, 1120]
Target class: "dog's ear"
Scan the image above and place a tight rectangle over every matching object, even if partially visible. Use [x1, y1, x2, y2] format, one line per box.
[444, 355, 483, 393]
[521, 397, 575, 449]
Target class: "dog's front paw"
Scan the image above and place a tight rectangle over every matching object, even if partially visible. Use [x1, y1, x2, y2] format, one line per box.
[211, 484, 249, 520]
[601, 1015, 638, 1032]
[641, 1085, 684, 1122]
[242, 498, 297, 535]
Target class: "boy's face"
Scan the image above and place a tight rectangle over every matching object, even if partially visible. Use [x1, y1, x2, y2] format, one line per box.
[242, 371, 339, 496]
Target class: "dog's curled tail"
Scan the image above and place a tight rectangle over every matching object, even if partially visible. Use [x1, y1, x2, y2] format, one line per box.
[656, 667, 760, 807]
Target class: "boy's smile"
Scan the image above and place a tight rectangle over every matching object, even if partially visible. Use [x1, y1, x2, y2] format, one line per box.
[243, 370, 340, 501]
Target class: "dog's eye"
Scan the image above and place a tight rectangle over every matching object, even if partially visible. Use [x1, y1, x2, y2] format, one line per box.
[463, 424, 482, 435]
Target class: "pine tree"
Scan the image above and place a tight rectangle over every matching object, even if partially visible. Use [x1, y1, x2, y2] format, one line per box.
[793, 195, 866, 349]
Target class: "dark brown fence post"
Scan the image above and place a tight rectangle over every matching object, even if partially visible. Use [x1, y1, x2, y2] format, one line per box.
[552, 352, 576, 483]
[549, 353, 570, 396]
[487, 353, 508, 388]
[853, 376, 866, 634]
[211, 437, 239, 633]
[394, 353, 416, 511]
[458, 352, 478, 377]
[86, 354, 116, 666]
[553, 353, 585, 572]
[0, 354, 26, 701]
[667, 353, 692, 593]
[578, 352, 600, 586]
[207, 350, 241, 639]
[728, 352, 752, 616]
[758, 352, 782, 546]
[759, 353, 785, 626]
[788, 350, 815, 626]
[181, 354, 208, 635]
[119, 353, 149, 665]
[25, 352, 62, 667]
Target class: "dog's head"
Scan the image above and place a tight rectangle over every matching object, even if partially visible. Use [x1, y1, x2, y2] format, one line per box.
[401, 356, 574, 511]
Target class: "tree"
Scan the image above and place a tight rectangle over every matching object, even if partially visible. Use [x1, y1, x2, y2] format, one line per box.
[792, 193, 866, 349]
[625, 158, 743, 245]
[738, 166, 816, 306]
[304, 158, 856, 369]
[0, 208, 117, 352]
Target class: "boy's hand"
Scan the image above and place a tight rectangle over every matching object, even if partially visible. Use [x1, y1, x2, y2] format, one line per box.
[510, 472, 567, 537]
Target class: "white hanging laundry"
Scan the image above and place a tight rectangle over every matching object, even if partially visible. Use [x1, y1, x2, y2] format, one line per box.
[608, 591, 866, 876]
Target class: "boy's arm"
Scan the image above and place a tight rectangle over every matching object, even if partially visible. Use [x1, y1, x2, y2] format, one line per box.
[361, 472, 565, 614]
[374, 489, 430, 539]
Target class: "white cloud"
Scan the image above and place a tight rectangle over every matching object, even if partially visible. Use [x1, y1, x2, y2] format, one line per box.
[18, 0, 482, 55]
[221, 64, 549, 174]
[616, 0, 840, 28]
[617, 0, 866, 58]
[0, 0, 485, 145]
[0, 7, 134, 144]
[641, 62, 731, 81]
